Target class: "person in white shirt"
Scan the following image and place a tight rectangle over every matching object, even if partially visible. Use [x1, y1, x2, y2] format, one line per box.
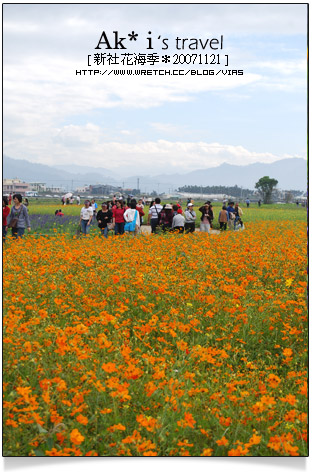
[79, 200, 93, 235]
[184, 203, 197, 233]
[171, 205, 185, 233]
[148, 197, 163, 234]
[123, 200, 141, 236]
[91, 199, 98, 219]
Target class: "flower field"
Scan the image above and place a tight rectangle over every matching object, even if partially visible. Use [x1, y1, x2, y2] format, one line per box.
[3, 220, 308, 456]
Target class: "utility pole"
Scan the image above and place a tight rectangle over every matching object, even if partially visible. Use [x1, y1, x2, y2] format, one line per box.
[137, 177, 140, 192]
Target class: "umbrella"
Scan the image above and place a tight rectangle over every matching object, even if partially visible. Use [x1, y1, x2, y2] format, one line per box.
[63, 192, 73, 199]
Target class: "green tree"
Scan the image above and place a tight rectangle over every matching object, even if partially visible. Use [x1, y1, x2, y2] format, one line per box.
[255, 176, 278, 204]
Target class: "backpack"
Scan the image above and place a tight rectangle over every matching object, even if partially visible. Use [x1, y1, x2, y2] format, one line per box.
[124, 210, 138, 232]
[154, 205, 162, 224]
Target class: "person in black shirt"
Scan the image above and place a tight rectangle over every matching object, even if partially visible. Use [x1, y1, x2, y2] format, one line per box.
[96, 202, 113, 238]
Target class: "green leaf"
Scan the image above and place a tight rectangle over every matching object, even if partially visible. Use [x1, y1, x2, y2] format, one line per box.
[46, 437, 54, 450]
[34, 449, 45, 456]
[37, 423, 48, 434]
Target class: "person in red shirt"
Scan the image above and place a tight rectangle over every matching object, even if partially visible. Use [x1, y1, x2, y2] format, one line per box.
[136, 198, 145, 227]
[3, 196, 10, 242]
[112, 200, 127, 235]
[8, 194, 12, 205]
[175, 201, 183, 214]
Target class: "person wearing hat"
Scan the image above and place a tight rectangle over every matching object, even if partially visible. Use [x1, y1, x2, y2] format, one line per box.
[159, 203, 174, 233]
[184, 203, 196, 233]
[171, 205, 185, 233]
[96, 202, 113, 238]
[79, 200, 93, 236]
[175, 201, 183, 214]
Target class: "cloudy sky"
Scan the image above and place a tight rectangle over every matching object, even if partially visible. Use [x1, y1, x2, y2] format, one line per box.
[3, 3, 307, 177]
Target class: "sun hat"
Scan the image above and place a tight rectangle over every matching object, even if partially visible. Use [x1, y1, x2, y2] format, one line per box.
[187, 203, 194, 207]
[165, 204, 173, 209]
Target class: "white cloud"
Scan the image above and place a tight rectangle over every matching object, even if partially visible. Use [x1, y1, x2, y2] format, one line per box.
[3, 21, 39, 33]
[2, 3, 307, 174]
[64, 17, 89, 28]
[4, 126, 304, 176]
[3, 53, 262, 138]
[3, 4, 307, 41]
[250, 59, 307, 75]
[150, 122, 187, 135]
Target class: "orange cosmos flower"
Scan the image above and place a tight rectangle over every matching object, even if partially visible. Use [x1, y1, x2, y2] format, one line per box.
[267, 374, 281, 388]
[176, 340, 188, 351]
[6, 419, 18, 428]
[107, 423, 126, 432]
[177, 412, 196, 429]
[280, 394, 297, 406]
[70, 428, 85, 445]
[76, 414, 88, 425]
[298, 381, 307, 396]
[245, 433, 262, 447]
[216, 436, 229, 446]
[228, 445, 249, 456]
[284, 409, 297, 422]
[136, 414, 159, 432]
[101, 362, 117, 373]
[283, 348, 293, 357]
[201, 448, 213, 456]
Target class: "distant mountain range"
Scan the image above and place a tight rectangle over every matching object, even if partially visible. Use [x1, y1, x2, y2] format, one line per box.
[3, 155, 307, 192]
[3, 155, 119, 189]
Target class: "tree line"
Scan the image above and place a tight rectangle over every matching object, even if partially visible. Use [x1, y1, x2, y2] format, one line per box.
[177, 185, 252, 197]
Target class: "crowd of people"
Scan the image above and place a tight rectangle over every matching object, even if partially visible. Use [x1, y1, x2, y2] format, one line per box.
[78, 196, 244, 237]
[79, 196, 145, 237]
[2, 192, 245, 241]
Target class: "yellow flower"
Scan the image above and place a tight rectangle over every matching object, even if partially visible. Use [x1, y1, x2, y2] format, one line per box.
[285, 278, 294, 287]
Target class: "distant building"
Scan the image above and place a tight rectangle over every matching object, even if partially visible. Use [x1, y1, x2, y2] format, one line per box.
[29, 182, 47, 192]
[3, 178, 30, 196]
[177, 192, 231, 201]
[46, 186, 65, 193]
[89, 184, 118, 195]
[75, 186, 89, 193]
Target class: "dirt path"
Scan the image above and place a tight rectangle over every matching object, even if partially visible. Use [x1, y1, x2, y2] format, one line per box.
[139, 226, 221, 235]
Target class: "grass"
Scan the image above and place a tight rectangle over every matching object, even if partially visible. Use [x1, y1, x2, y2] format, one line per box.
[23, 201, 307, 236]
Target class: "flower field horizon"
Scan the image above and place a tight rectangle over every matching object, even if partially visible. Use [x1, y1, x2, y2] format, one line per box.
[3, 219, 308, 456]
